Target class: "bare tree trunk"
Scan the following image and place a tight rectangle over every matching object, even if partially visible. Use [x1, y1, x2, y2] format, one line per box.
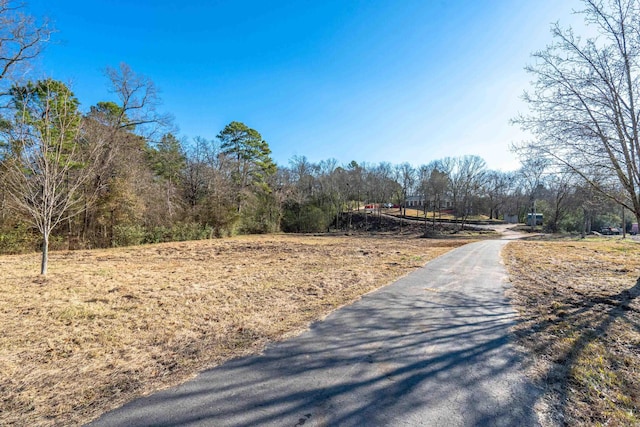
[423, 205, 427, 236]
[432, 199, 438, 230]
[110, 209, 115, 247]
[41, 234, 49, 275]
[581, 207, 588, 239]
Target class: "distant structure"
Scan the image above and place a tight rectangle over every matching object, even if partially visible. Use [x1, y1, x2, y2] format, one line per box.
[504, 214, 519, 224]
[404, 195, 453, 209]
[526, 213, 543, 226]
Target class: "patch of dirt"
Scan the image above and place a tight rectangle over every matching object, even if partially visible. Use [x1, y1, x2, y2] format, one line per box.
[338, 212, 496, 237]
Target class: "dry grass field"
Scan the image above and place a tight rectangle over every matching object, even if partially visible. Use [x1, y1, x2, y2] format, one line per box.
[0, 233, 472, 426]
[503, 238, 640, 426]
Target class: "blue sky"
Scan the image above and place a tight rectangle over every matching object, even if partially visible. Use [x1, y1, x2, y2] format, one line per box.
[26, 0, 584, 171]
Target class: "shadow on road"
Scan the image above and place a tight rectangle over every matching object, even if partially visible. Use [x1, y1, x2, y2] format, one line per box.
[91, 242, 541, 426]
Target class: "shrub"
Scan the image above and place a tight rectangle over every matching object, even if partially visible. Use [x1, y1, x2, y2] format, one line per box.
[145, 226, 172, 244]
[112, 224, 146, 247]
[281, 202, 331, 233]
[0, 223, 39, 254]
[170, 222, 211, 241]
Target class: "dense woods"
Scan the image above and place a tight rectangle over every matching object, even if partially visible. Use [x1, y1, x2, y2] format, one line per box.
[0, 0, 635, 273]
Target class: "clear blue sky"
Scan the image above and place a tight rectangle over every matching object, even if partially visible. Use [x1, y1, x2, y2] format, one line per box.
[26, 0, 583, 171]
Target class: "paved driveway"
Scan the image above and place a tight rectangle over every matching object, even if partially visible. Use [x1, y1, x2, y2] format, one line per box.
[89, 240, 540, 427]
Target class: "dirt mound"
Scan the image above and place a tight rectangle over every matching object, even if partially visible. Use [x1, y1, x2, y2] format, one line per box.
[335, 212, 470, 235]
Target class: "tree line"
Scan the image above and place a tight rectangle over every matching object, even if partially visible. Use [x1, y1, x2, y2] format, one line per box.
[1, 0, 639, 275]
[0, 76, 626, 254]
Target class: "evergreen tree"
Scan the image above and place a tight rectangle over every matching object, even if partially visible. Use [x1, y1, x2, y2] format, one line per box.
[149, 133, 186, 184]
[216, 121, 276, 213]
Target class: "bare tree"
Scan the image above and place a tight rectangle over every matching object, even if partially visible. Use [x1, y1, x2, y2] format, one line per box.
[345, 160, 365, 229]
[316, 158, 340, 230]
[286, 155, 314, 232]
[416, 163, 437, 234]
[394, 162, 415, 232]
[482, 170, 512, 220]
[395, 162, 416, 211]
[2, 79, 106, 274]
[0, 0, 51, 93]
[427, 164, 451, 228]
[513, 0, 640, 225]
[446, 155, 487, 230]
[181, 136, 238, 236]
[79, 64, 172, 246]
[105, 62, 173, 139]
[368, 162, 399, 224]
[518, 157, 548, 229]
[544, 171, 577, 232]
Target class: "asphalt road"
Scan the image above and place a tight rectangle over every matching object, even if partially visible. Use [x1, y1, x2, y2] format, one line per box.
[88, 239, 541, 427]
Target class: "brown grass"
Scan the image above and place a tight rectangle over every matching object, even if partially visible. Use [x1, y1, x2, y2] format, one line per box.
[0, 233, 471, 426]
[503, 238, 640, 426]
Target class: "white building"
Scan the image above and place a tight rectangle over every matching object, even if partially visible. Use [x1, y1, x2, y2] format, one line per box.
[405, 195, 453, 209]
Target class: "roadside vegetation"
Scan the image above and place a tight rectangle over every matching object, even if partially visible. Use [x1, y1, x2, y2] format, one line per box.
[0, 233, 472, 426]
[504, 238, 640, 426]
